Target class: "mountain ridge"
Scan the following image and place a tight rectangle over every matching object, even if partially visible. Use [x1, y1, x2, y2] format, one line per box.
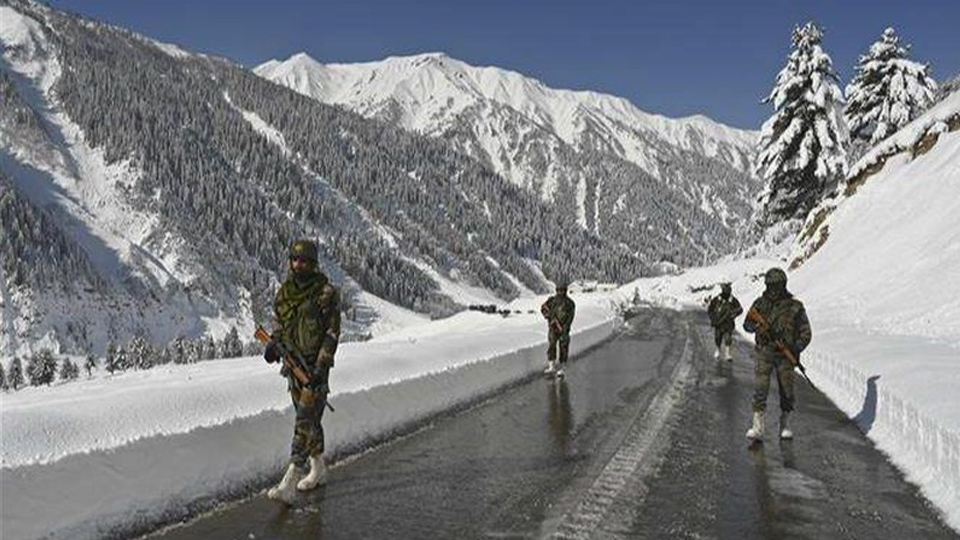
[257, 51, 762, 265]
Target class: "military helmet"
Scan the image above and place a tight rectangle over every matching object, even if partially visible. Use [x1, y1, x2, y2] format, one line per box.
[554, 280, 569, 292]
[720, 282, 732, 294]
[764, 267, 787, 285]
[289, 239, 319, 263]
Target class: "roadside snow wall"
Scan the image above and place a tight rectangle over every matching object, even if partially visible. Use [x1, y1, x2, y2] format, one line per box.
[802, 330, 960, 533]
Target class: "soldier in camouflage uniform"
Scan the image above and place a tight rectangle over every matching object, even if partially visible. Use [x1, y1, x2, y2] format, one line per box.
[264, 239, 341, 502]
[708, 283, 743, 361]
[743, 268, 812, 441]
[540, 282, 576, 377]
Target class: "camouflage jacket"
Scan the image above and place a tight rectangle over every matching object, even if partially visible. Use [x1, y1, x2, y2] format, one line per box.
[708, 295, 743, 329]
[743, 290, 812, 356]
[274, 270, 341, 368]
[541, 294, 576, 335]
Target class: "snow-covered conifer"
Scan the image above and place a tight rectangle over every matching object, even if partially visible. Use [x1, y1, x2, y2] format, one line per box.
[27, 349, 58, 386]
[9, 357, 24, 390]
[221, 327, 243, 358]
[755, 22, 848, 226]
[845, 28, 938, 146]
[0, 361, 6, 391]
[128, 336, 154, 370]
[114, 345, 130, 371]
[202, 335, 217, 361]
[60, 357, 80, 381]
[105, 343, 117, 374]
[171, 337, 187, 364]
[84, 355, 97, 377]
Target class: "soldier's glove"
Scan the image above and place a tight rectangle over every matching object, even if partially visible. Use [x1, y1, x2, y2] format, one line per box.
[263, 340, 282, 364]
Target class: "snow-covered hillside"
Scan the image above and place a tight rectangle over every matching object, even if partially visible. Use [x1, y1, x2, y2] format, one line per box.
[1, 1, 647, 360]
[794, 91, 960, 531]
[256, 52, 762, 261]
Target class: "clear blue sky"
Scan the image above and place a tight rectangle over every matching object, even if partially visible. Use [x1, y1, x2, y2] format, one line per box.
[49, 0, 959, 130]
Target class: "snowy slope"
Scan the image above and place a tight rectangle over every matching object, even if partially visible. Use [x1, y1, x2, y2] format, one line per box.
[788, 91, 960, 530]
[0, 3, 225, 354]
[255, 52, 761, 246]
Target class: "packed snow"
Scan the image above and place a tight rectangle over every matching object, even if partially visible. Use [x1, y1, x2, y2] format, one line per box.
[1, 293, 620, 540]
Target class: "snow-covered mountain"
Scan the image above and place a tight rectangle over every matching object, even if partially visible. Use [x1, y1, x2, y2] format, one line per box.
[256, 52, 762, 262]
[0, 0, 646, 359]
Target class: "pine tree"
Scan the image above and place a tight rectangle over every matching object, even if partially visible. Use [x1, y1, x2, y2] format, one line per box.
[84, 354, 97, 377]
[756, 22, 848, 226]
[171, 337, 186, 364]
[202, 335, 217, 361]
[27, 349, 58, 386]
[114, 345, 130, 371]
[0, 361, 6, 391]
[9, 357, 24, 390]
[221, 326, 243, 358]
[105, 343, 118, 374]
[845, 27, 938, 146]
[60, 357, 80, 381]
[128, 336, 154, 370]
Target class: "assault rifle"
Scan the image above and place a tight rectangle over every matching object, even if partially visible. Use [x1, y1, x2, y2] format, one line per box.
[541, 305, 565, 334]
[745, 309, 816, 390]
[254, 326, 334, 412]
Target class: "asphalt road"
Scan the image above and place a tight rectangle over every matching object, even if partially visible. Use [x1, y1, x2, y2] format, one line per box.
[142, 308, 957, 540]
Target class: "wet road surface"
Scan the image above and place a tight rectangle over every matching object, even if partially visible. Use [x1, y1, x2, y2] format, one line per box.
[143, 308, 957, 540]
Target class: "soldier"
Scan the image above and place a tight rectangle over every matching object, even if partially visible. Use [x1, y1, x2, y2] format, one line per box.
[743, 268, 812, 442]
[263, 239, 341, 502]
[708, 283, 743, 361]
[540, 281, 576, 377]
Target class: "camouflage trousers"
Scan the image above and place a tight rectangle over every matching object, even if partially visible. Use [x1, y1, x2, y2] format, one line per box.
[547, 330, 571, 364]
[713, 324, 734, 348]
[288, 367, 330, 469]
[752, 349, 795, 413]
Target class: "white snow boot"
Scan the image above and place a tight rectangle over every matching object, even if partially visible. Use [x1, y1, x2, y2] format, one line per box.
[713, 348, 720, 360]
[746, 411, 765, 441]
[267, 463, 301, 503]
[723, 344, 733, 361]
[779, 412, 794, 440]
[555, 365, 565, 378]
[544, 361, 557, 375]
[297, 454, 328, 491]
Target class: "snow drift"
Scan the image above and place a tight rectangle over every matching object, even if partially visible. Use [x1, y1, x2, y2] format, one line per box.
[1, 296, 620, 540]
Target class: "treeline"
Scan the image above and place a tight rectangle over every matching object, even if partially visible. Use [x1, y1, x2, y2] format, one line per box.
[0, 171, 106, 293]
[0, 327, 252, 391]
